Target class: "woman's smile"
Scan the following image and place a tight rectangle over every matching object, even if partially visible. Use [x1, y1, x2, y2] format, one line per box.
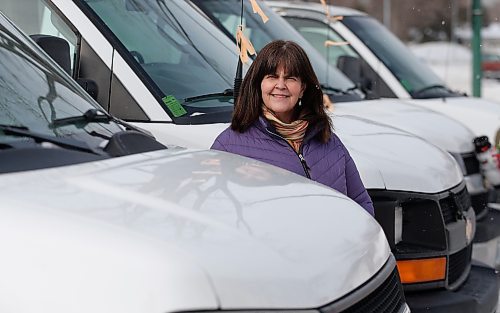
[261, 66, 304, 123]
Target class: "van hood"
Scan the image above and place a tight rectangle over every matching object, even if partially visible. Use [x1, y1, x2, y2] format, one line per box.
[331, 114, 464, 193]
[136, 113, 463, 194]
[0, 148, 389, 313]
[335, 98, 476, 154]
[404, 96, 500, 145]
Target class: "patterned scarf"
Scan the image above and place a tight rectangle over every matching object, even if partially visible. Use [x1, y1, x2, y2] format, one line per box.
[262, 105, 309, 152]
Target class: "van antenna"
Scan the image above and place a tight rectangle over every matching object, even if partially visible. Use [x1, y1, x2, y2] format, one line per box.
[233, 0, 244, 103]
[325, 0, 331, 88]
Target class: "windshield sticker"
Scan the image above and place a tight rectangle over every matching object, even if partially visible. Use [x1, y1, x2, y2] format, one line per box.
[400, 79, 412, 92]
[162, 95, 187, 117]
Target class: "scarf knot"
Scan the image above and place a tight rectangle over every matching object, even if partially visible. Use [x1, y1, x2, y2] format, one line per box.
[262, 105, 308, 152]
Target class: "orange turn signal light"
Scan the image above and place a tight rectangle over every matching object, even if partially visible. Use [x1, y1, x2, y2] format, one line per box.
[396, 257, 446, 284]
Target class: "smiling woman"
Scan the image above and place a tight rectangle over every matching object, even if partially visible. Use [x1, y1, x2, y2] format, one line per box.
[260, 67, 305, 123]
[211, 40, 374, 215]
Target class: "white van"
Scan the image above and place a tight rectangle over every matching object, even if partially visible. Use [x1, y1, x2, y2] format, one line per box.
[191, 0, 497, 230]
[2, 1, 497, 312]
[266, 1, 500, 165]
[266, 0, 500, 276]
[0, 10, 412, 313]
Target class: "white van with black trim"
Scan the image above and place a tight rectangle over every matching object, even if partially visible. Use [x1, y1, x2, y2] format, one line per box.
[266, 0, 500, 279]
[0, 10, 411, 313]
[192, 0, 499, 247]
[266, 0, 500, 183]
[2, 1, 497, 312]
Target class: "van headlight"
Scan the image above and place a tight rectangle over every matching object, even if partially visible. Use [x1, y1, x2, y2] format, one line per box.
[394, 204, 403, 245]
[370, 189, 451, 286]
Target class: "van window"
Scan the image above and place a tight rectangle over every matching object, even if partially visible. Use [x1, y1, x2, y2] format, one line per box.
[0, 23, 121, 146]
[285, 17, 359, 67]
[342, 16, 454, 98]
[1, 0, 78, 74]
[190, 0, 362, 102]
[83, 0, 232, 101]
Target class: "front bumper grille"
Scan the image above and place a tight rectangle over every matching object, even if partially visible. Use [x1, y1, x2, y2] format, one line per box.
[439, 187, 472, 224]
[340, 267, 405, 313]
[448, 244, 473, 287]
[471, 191, 489, 218]
[462, 152, 480, 175]
[321, 256, 407, 313]
[370, 182, 474, 291]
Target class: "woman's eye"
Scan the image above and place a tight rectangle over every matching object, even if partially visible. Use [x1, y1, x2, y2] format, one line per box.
[287, 77, 298, 82]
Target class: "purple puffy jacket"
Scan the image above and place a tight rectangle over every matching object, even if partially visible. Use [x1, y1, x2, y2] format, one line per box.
[211, 117, 374, 215]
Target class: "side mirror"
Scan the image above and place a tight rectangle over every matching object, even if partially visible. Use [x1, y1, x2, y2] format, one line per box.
[337, 55, 363, 86]
[76, 78, 99, 100]
[30, 34, 71, 75]
[337, 55, 377, 99]
[104, 131, 166, 157]
[29, 34, 99, 100]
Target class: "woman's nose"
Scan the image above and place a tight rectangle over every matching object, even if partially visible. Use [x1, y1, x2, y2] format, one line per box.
[275, 77, 286, 89]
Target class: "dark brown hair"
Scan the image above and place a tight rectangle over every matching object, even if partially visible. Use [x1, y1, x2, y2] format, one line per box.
[231, 40, 332, 143]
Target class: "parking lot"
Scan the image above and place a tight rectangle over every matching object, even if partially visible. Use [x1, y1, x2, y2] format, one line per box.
[0, 1, 500, 313]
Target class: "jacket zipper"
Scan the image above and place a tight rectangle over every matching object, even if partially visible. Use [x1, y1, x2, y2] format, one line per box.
[265, 128, 311, 179]
[297, 151, 311, 179]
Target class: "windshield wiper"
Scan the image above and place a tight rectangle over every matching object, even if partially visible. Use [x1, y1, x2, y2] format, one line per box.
[50, 108, 111, 128]
[50, 109, 151, 135]
[184, 89, 234, 103]
[410, 84, 449, 97]
[0, 124, 29, 131]
[0, 124, 103, 155]
[320, 84, 359, 95]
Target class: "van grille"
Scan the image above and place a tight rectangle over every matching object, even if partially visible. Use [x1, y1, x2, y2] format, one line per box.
[439, 187, 471, 224]
[471, 191, 489, 217]
[448, 244, 472, 286]
[462, 153, 480, 175]
[340, 268, 405, 313]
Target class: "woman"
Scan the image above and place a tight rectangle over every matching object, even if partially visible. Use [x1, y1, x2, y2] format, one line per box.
[211, 40, 374, 215]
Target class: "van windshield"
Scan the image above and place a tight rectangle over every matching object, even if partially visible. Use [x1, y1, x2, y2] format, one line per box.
[190, 0, 363, 102]
[82, 0, 237, 120]
[342, 16, 460, 98]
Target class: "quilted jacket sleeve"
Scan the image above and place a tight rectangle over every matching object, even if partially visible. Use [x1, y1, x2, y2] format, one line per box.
[211, 138, 227, 151]
[342, 144, 375, 216]
[211, 129, 230, 152]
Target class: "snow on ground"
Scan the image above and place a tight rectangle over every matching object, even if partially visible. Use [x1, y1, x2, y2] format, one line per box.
[408, 41, 500, 102]
[455, 22, 500, 45]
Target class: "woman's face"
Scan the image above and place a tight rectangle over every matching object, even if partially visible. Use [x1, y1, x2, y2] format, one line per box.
[261, 66, 305, 123]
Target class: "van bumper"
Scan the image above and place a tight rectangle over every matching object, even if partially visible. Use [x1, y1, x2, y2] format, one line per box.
[475, 207, 500, 243]
[405, 265, 499, 313]
[473, 208, 500, 269]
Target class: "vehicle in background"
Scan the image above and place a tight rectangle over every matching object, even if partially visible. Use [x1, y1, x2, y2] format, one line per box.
[192, 0, 498, 221]
[3, 0, 498, 311]
[482, 52, 500, 79]
[266, 1, 500, 151]
[0, 10, 412, 313]
[193, 0, 500, 257]
[189, 0, 500, 312]
[265, 0, 500, 272]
